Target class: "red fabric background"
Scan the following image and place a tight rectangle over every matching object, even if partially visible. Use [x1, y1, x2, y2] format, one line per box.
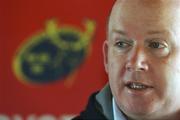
[0, 0, 115, 119]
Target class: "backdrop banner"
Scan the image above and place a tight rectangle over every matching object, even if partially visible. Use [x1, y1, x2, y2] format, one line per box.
[1, 0, 114, 119]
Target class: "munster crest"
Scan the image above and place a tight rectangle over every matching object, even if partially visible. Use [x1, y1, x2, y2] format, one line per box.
[13, 19, 96, 84]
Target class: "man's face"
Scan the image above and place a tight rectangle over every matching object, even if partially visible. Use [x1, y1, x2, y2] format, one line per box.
[104, 0, 180, 119]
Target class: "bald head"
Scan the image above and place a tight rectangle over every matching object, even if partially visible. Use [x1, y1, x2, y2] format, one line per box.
[108, 0, 180, 38]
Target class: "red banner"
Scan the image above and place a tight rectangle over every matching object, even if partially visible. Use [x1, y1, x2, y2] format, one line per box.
[1, 0, 115, 119]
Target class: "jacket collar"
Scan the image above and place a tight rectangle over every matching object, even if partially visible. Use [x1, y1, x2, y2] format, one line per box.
[96, 84, 114, 120]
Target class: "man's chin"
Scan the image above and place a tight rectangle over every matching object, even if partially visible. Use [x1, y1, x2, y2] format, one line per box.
[121, 102, 157, 119]
[123, 110, 153, 120]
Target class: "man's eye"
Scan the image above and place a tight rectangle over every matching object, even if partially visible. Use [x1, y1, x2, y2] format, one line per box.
[115, 41, 131, 48]
[148, 42, 165, 49]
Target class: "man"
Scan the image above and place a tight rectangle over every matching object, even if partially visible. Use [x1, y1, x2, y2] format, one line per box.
[73, 0, 180, 119]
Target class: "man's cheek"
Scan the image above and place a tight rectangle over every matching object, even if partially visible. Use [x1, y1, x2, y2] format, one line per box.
[155, 71, 169, 99]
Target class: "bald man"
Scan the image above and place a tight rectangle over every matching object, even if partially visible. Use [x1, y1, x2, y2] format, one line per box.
[73, 0, 180, 120]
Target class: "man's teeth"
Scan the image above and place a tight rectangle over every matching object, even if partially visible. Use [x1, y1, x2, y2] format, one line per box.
[128, 83, 147, 89]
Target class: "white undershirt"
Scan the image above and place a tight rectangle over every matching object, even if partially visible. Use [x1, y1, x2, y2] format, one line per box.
[112, 97, 127, 120]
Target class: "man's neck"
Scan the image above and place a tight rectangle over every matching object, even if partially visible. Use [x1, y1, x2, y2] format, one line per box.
[126, 111, 180, 120]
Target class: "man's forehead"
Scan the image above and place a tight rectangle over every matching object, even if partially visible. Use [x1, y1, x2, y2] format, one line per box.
[108, 0, 180, 39]
[110, 0, 180, 25]
[115, 0, 180, 12]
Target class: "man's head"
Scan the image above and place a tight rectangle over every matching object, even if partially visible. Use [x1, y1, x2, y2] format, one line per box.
[103, 0, 180, 119]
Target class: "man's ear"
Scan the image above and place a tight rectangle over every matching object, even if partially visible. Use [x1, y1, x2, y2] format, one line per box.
[103, 40, 109, 73]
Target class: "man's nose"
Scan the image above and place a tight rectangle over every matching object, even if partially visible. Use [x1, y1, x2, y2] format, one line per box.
[125, 48, 149, 72]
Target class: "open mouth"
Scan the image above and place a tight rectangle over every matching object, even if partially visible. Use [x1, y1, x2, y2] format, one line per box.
[126, 82, 153, 90]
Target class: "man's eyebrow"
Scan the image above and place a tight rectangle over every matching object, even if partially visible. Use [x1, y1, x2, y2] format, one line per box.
[112, 29, 167, 35]
[147, 30, 166, 35]
[112, 29, 127, 36]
